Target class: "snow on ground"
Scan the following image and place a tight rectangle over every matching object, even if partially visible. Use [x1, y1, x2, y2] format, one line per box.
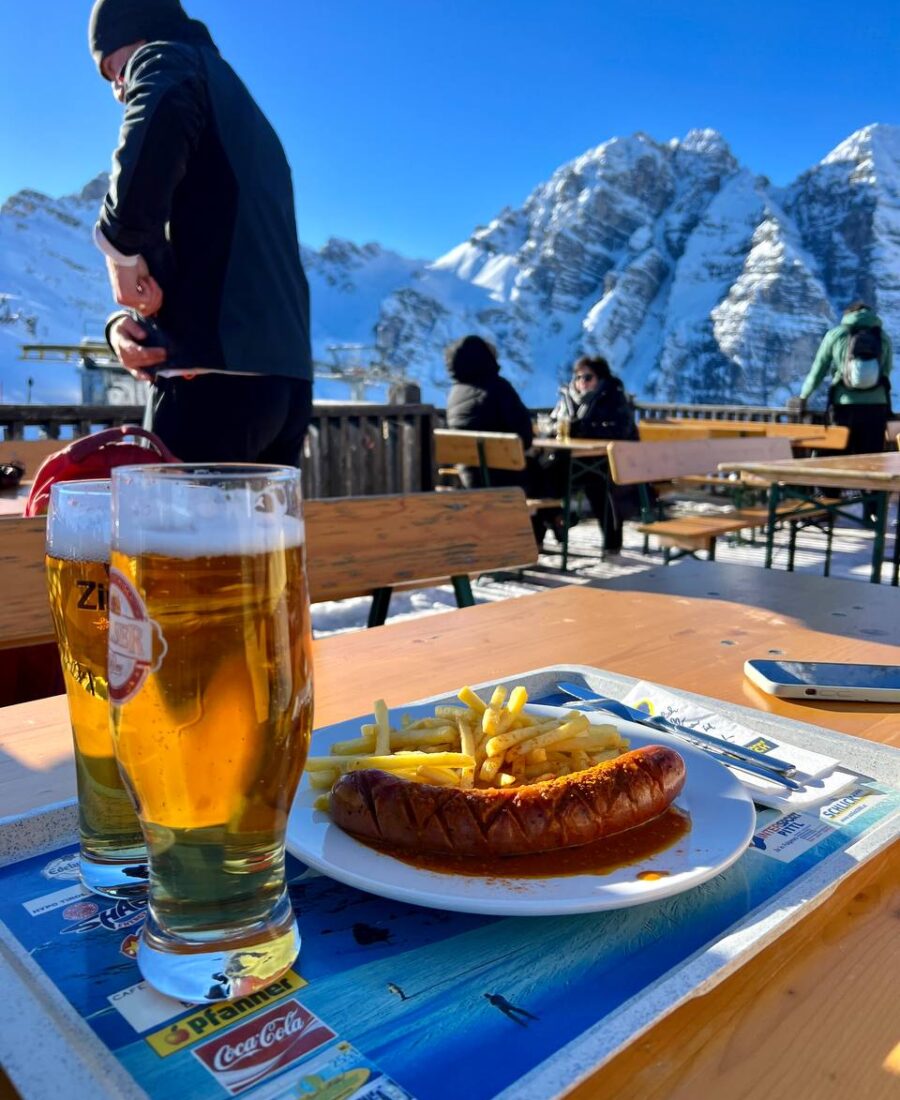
[310, 499, 899, 637]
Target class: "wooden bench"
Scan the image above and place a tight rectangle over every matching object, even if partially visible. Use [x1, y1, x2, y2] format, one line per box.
[0, 438, 90, 518]
[0, 488, 538, 704]
[773, 423, 849, 450]
[607, 436, 834, 562]
[433, 429, 561, 511]
[0, 438, 76, 480]
[303, 488, 538, 624]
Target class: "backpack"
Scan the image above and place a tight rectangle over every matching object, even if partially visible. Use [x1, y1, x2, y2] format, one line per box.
[24, 425, 179, 516]
[841, 325, 883, 390]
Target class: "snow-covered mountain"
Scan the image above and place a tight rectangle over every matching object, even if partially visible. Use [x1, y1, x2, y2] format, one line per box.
[0, 174, 112, 403]
[2, 123, 899, 406]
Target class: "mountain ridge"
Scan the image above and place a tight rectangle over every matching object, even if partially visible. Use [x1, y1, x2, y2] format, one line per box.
[2, 124, 898, 406]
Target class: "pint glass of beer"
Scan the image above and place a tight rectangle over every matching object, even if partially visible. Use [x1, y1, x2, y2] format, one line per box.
[108, 465, 313, 1002]
[45, 480, 146, 897]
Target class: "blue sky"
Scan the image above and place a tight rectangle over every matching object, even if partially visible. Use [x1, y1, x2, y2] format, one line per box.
[1, 0, 898, 259]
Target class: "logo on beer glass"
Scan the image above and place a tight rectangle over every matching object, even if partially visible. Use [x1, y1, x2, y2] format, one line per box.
[108, 568, 168, 704]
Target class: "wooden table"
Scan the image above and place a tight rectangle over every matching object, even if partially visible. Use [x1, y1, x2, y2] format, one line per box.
[720, 450, 900, 584]
[530, 438, 612, 461]
[2, 583, 899, 1098]
[531, 438, 613, 569]
[0, 486, 28, 517]
[646, 419, 849, 450]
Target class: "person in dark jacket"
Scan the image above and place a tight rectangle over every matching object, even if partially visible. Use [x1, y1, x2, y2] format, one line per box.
[552, 356, 638, 444]
[444, 336, 535, 490]
[798, 301, 893, 455]
[543, 355, 638, 555]
[88, 0, 313, 463]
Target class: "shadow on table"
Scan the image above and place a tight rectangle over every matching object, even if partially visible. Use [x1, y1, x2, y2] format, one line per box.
[599, 559, 899, 643]
[0, 747, 75, 818]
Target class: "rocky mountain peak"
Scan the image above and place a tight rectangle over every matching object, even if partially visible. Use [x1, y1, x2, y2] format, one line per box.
[677, 128, 731, 156]
[1, 126, 898, 408]
[71, 173, 110, 206]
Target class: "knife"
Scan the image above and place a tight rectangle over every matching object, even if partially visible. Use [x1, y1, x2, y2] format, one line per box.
[556, 681, 799, 778]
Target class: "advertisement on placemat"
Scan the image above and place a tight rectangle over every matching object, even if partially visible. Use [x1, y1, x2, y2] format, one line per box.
[2, 770, 899, 1100]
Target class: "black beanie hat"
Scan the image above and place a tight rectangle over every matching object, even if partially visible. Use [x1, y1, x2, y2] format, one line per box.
[89, 0, 195, 76]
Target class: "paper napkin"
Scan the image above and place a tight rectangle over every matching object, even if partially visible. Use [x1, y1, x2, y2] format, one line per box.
[619, 681, 859, 810]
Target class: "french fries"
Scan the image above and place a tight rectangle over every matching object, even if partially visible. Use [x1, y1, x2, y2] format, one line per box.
[307, 685, 629, 794]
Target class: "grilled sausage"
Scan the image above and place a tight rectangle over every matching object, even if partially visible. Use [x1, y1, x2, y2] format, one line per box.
[329, 744, 685, 857]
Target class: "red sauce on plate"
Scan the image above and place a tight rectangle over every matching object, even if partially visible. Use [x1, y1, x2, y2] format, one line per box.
[357, 807, 691, 880]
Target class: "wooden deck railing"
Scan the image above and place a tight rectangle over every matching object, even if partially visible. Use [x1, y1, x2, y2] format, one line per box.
[1, 397, 828, 494]
[0, 404, 142, 439]
[302, 404, 435, 496]
[633, 401, 814, 423]
[0, 403, 437, 497]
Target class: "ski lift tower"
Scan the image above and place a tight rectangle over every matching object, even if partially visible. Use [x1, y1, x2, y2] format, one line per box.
[315, 344, 411, 402]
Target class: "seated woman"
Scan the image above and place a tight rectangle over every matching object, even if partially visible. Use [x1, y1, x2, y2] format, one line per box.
[540, 355, 638, 555]
[444, 335, 535, 491]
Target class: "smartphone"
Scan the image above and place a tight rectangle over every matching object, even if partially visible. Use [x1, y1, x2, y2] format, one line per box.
[744, 659, 900, 702]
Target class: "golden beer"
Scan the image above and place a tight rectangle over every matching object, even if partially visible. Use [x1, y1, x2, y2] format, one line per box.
[46, 482, 145, 897]
[109, 465, 312, 1002]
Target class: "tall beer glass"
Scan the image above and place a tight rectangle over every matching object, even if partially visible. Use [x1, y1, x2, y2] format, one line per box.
[45, 480, 147, 897]
[109, 465, 313, 1002]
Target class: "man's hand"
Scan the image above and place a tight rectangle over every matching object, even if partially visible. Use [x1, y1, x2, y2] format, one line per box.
[105, 254, 164, 316]
[108, 315, 167, 381]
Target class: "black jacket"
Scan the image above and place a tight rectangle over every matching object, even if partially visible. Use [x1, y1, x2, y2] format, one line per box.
[554, 377, 637, 440]
[445, 357, 533, 489]
[99, 32, 312, 380]
[446, 377, 533, 447]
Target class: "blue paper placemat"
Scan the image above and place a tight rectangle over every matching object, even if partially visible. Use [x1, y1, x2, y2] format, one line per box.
[2, 672, 899, 1100]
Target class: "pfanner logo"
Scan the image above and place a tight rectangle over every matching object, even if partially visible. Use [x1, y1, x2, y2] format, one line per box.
[146, 972, 306, 1058]
[193, 999, 334, 1094]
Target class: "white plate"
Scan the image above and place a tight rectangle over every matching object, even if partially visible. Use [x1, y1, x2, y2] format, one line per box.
[286, 703, 757, 916]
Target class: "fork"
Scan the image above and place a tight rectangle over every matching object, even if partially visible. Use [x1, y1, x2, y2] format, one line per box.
[555, 682, 803, 791]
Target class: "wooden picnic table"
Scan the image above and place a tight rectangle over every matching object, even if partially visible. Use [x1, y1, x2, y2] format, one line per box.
[720, 449, 900, 492]
[530, 437, 613, 458]
[1, 581, 898, 1099]
[719, 450, 900, 584]
[645, 419, 849, 450]
[530, 438, 614, 569]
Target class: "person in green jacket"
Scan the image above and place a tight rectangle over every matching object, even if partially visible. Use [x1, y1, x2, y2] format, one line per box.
[798, 302, 893, 455]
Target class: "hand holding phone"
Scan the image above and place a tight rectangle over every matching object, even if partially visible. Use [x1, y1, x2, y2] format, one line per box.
[108, 315, 168, 381]
[745, 659, 900, 702]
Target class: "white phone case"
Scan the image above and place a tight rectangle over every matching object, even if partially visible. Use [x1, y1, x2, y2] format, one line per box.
[744, 660, 900, 702]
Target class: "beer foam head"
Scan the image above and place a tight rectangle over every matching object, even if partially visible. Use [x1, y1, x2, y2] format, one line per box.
[46, 480, 111, 563]
[112, 480, 305, 557]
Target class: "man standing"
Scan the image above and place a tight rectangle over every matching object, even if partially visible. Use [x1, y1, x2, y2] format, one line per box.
[798, 301, 893, 455]
[89, 0, 313, 463]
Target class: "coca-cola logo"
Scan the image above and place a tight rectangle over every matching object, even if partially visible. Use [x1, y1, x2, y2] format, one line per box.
[193, 999, 334, 1094]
